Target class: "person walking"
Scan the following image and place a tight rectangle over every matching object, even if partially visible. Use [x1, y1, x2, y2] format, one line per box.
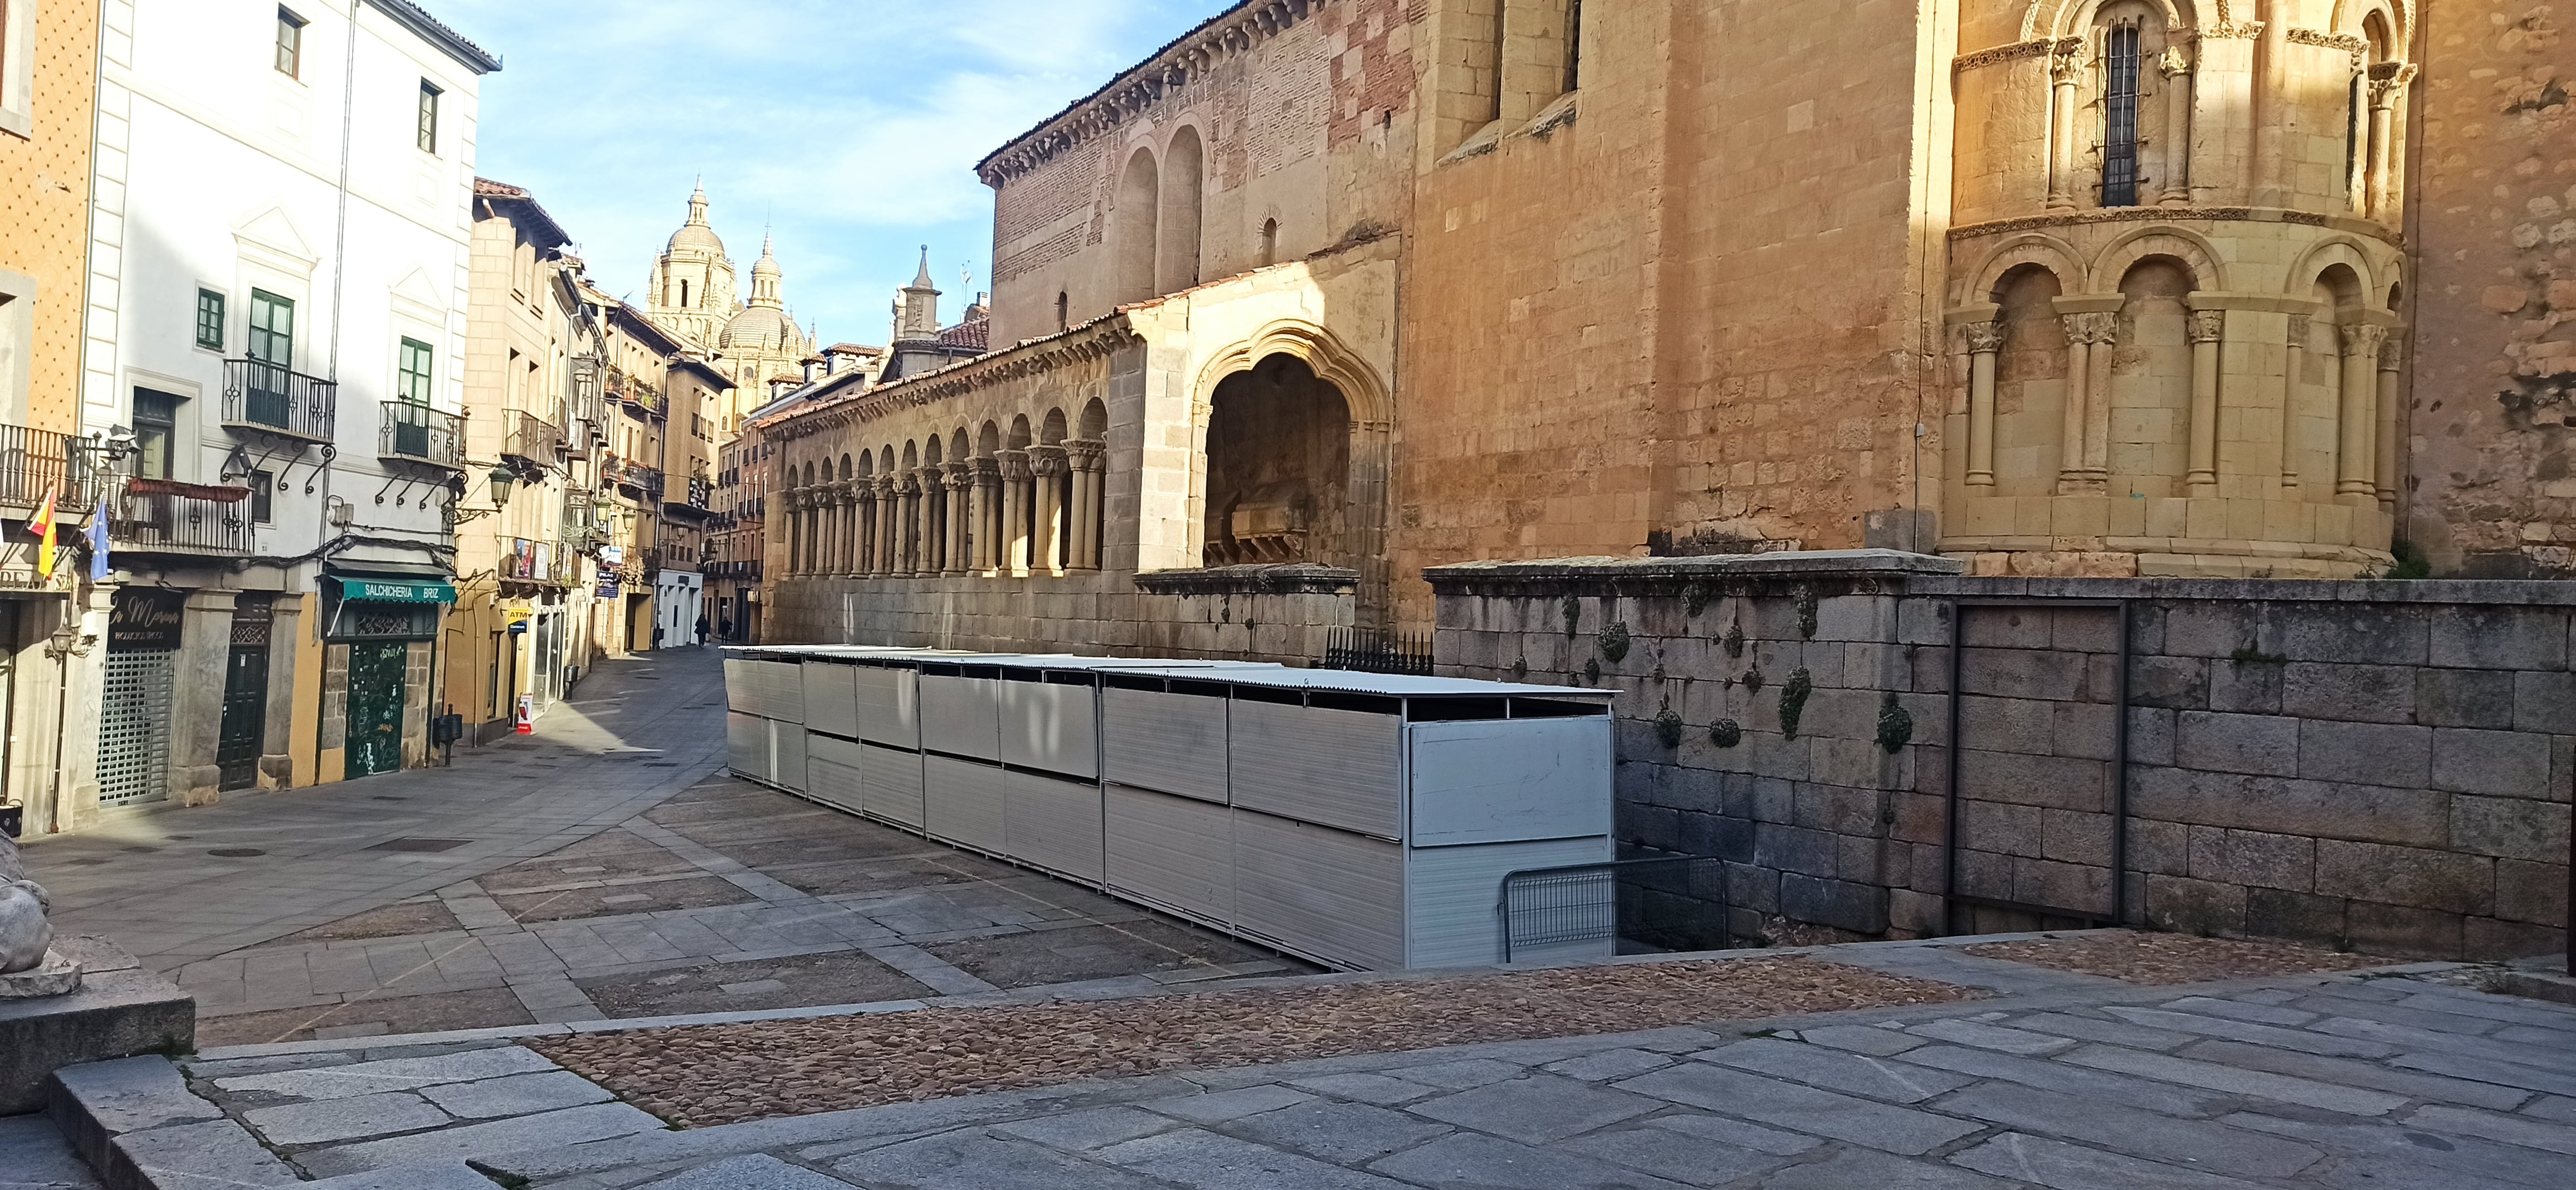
[694, 613, 710, 646]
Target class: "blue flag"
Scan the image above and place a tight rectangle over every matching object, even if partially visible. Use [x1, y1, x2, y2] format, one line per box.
[87, 496, 109, 582]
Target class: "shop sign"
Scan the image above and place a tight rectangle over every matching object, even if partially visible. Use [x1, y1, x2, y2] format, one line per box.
[599, 546, 625, 565]
[343, 578, 458, 603]
[108, 588, 187, 652]
[597, 577, 621, 598]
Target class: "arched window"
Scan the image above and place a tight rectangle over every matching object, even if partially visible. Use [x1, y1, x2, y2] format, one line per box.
[2101, 22, 2143, 207]
[1159, 128, 1206, 294]
[1056, 291, 1069, 331]
[680, 278, 691, 308]
[1258, 219, 1280, 267]
[1114, 149, 1158, 304]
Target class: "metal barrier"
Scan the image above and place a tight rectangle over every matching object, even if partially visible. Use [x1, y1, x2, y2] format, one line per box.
[1321, 626, 1434, 676]
[1498, 855, 1733, 963]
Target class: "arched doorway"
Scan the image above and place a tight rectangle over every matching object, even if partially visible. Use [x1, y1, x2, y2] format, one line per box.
[1203, 355, 1352, 567]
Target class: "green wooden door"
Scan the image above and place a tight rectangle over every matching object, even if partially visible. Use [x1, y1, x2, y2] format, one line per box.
[246, 290, 295, 427]
[345, 642, 408, 779]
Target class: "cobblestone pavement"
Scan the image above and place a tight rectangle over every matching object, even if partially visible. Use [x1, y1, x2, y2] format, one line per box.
[21, 646, 1300, 1046]
[131, 947, 2576, 1188]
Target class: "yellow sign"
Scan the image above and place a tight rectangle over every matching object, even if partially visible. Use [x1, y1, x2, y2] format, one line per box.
[502, 608, 534, 625]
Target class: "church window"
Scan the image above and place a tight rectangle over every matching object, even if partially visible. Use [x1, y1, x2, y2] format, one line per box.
[1055, 291, 1069, 331]
[680, 279, 691, 308]
[275, 7, 305, 79]
[1566, 0, 1583, 92]
[2101, 22, 2142, 207]
[1259, 219, 1279, 267]
[417, 81, 441, 154]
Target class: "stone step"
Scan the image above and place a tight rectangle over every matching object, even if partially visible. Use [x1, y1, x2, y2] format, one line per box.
[46, 1055, 297, 1190]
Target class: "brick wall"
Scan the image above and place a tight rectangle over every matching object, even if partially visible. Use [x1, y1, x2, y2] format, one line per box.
[1428, 552, 2573, 962]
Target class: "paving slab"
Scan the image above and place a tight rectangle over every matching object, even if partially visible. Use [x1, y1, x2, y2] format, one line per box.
[986, 1105, 1177, 1151]
[111, 1118, 300, 1190]
[1404, 1074, 1657, 1144]
[1761, 1147, 2014, 1189]
[215, 1045, 559, 1099]
[831, 1130, 1167, 1190]
[417, 1069, 612, 1119]
[1948, 1131, 2268, 1189]
[0, 1113, 104, 1189]
[1701, 1037, 1979, 1104]
[1103, 1128, 1419, 1189]
[239, 1091, 451, 1145]
[298, 1159, 504, 1189]
[296, 1101, 664, 1178]
[1365, 1130, 1696, 1190]
[1226, 1100, 1452, 1164]
[1143, 1085, 1313, 1124]
[1613, 1063, 1986, 1155]
[634, 1153, 860, 1189]
[1934, 1080, 2324, 1178]
[2061, 1043, 2411, 1115]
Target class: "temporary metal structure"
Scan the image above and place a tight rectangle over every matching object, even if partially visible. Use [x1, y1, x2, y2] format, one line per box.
[724, 646, 1615, 970]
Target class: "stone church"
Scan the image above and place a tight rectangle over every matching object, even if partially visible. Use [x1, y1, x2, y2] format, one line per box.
[646, 186, 818, 428]
[753, 0, 2569, 658]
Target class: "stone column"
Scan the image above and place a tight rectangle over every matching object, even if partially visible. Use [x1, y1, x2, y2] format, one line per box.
[834, 483, 859, 574]
[1028, 445, 1067, 573]
[871, 477, 896, 574]
[2057, 311, 2116, 493]
[913, 468, 939, 573]
[172, 589, 240, 806]
[2376, 336, 2404, 510]
[855, 483, 876, 574]
[941, 462, 973, 575]
[970, 459, 1001, 572]
[2282, 315, 2310, 489]
[997, 450, 1031, 576]
[2186, 310, 2224, 490]
[2338, 323, 2387, 501]
[784, 489, 806, 576]
[2047, 45, 2082, 211]
[2365, 72, 2407, 219]
[1963, 321, 2003, 487]
[1066, 438, 1105, 571]
[898, 472, 924, 574]
[2159, 49, 2193, 206]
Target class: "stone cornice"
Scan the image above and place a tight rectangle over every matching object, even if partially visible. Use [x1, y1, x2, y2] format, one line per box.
[1135, 563, 1359, 596]
[976, 0, 1330, 186]
[762, 318, 1143, 443]
[1422, 549, 1962, 598]
[1955, 37, 2077, 72]
[1949, 206, 2405, 247]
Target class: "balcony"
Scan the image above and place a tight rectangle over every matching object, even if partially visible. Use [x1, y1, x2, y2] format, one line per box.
[110, 477, 253, 555]
[0, 423, 97, 511]
[616, 464, 665, 502]
[495, 535, 577, 587]
[378, 402, 465, 470]
[222, 359, 337, 443]
[504, 410, 563, 464]
[664, 476, 713, 516]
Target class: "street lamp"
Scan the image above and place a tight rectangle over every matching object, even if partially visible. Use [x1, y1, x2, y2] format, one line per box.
[486, 464, 518, 508]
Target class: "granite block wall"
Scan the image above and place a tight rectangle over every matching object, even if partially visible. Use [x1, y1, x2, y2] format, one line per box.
[1427, 552, 2574, 961]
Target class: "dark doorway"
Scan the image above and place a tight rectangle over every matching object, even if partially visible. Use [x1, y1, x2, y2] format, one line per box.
[217, 597, 273, 792]
[345, 642, 408, 779]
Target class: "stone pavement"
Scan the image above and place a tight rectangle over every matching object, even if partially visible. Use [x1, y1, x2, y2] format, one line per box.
[25, 940, 2563, 1188]
[21, 647, 1300, 1048]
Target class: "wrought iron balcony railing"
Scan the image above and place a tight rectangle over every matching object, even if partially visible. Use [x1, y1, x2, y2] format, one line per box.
[223, 359, 338, 443]
[504, 409, 563, 463]
[110, 477, 253, 555]
[0, 423, 97, 511]
[617, 464, 665, 501]
[378, 402, 465, 470]
[495, 535, 578, 586]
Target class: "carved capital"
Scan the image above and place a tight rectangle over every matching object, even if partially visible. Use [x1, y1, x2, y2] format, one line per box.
[2188, 310, 2226, 344]
[2159, 46, 2193, 77]
[1962, 321, 2007, 354]
[2287, 314, 2312, 345]
[1027, 445, 1069, 477]
[970, 457, 1002, 484]
[894, 472, 920, 496]
[2340, 323, 2388, 359]
[2378, 335, 2406, 372]
[1063, 438, 1107, 472]
[873, 475, 901, 498]
[997, 449, 1032, 482]
[2061, 311, 2119, 346]
[941, 461, 973, 491]
[2050, 43, 2085, 84]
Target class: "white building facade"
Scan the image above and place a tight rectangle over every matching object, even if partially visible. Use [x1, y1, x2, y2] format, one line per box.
[73, 0, 496, 819]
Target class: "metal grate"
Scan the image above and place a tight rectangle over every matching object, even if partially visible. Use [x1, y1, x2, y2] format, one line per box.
[1321, 627, 1434, 676]
[363, 837, 472, 853]
[100, 651, 175, 807]
[1499, 855, 1734, 963]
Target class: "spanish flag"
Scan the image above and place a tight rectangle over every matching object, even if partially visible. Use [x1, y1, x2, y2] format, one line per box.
[25, 491, 55, 581]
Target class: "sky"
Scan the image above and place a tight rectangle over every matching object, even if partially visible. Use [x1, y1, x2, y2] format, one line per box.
[428, 0, 1234, 348]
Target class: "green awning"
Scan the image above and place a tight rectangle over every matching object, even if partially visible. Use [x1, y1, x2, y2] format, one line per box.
[340, 578, 457, 604]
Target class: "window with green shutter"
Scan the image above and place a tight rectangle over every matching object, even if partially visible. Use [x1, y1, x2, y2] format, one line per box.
[196, 289, 226, 350]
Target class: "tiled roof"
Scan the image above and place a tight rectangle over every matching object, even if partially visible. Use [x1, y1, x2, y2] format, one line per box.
[934, 317, 990, 352]
[369, 0, 501, 74]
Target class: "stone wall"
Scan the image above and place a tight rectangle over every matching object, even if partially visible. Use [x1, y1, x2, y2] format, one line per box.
[766, 565, 1353, 664]
[1427, 552, 2573, 962]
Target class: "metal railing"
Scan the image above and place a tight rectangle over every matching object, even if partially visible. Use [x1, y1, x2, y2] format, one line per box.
[495, 535, 578, 586]
[1498, 855, 1733, 963]
[378, 402, 464, 469]
[0, 423, 95, 510]
[223, 359, 338, 442]
[110, 477, 254, 555]
[504, 409, 563, 462]
[1322, 627, 1435, 676]
[618, 464, 665, 501]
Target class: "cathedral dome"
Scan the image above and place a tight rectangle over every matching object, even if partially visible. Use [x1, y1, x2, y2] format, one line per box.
[724, 305, 789, 350]
[666, 186, 726, 257]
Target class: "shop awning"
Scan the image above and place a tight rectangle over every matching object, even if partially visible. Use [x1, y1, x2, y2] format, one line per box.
[340, 578, 456, 603]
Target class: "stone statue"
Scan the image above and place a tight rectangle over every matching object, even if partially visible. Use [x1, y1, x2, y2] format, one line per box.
[0, 832, 77, 997]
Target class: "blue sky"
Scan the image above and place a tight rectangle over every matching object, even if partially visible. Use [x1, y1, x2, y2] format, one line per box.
[429, 0, 1232, 348]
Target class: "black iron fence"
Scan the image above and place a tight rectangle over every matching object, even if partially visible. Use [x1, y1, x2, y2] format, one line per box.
[378, 402, 464, 469]
[110, 477, 254, 555]
[0, 423, 95, 510]
[1499, 854, 1734, 963]
[223, 359, 337, 441]
[1321, 627, 1434, 675]
[505, 409, 563, 462]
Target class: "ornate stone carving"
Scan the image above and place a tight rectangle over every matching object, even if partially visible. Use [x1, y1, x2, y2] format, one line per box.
[1962, 321, 2007, 354]
[2061, 311, 2120, 346]
[997, 450, 1032, 483]
[2340, 323, 2388, 359]
[1063, 438, 1107, 472]
[2378, 335, 2406, 372]
[2188, 310, 2227, 344]
[1, 835, 77, 998]
[1953, 39, 2057, 72]
[2287, 315, 2312, 345]
[1027, 446, 1069, 478]
[2160, 46, 2193, 77]
[2048, 39, 2085, 83]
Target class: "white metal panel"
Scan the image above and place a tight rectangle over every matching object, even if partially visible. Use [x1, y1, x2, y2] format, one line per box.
[1104, 783, 1233, 924]
[860, 743, 925, 828]
[772, 724, 809, 793]
[723, 660, 760, 714]
[1006, 769, 1105, 884]
[734, 661, 804, 724]
[807, 734, 867, 814]
[924, 755, 1007, 852]
[1232, 809, 1405, 970]
[1405, 835, 1613, 969]
[1001, 680, 1099, 778]
[1407, 718, 1615, 847]
[920, 674, 1001, 760]
[726, 711, 769, 783]
[1230, 701, 1402, 839]
[801, 663, 862, 739]
[853, 666, 921, 749]
[1101, 687, 1228, 803]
